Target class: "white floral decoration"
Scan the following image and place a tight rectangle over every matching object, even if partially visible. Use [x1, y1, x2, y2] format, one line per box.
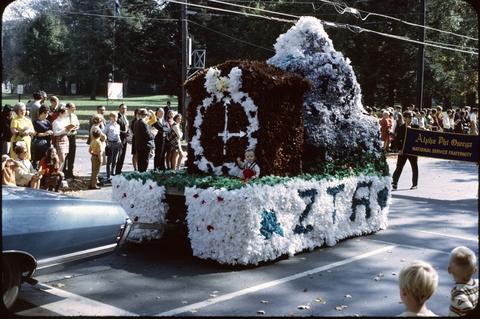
[111, 175, 169, 242]
[190, 66, 259, 175]
[184, 175, 391, 265]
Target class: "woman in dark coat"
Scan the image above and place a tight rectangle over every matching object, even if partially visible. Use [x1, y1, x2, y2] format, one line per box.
[1, 104, 14, 155]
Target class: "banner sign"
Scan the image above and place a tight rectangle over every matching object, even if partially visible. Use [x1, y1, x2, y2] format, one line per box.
[403, 127, 478, 163]
[108, 82, 123, 100]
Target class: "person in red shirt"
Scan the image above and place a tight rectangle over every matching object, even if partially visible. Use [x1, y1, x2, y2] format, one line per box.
[38, 146, 64, 192]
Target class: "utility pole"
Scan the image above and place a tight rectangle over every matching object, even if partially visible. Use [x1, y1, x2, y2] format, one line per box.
[416, 0, 426, 110]
[180, 0, 188, 118]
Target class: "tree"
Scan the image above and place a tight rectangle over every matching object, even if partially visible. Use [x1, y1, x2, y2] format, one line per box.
[425, 0, 478, 107]
[20, 10, 72, 89]
[65, 0, 117, 99]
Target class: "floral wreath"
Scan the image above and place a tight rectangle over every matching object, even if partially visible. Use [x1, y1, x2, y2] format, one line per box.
[190, 67, 259, 175]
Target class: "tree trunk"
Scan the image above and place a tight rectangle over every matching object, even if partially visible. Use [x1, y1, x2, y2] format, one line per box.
[444, 95, 451, 109]
[423, 95, 432, 109]
[466, 92, 476, 107]
[90, 77, 97, 100]
[387, 76, 395, 108]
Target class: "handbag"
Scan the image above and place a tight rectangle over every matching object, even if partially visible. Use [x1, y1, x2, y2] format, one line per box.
[12, 134, 26, 150]
[46, 175, 60, 186]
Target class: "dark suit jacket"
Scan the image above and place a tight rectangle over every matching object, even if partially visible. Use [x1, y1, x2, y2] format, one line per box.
[395, 123, 407, 151]
[133, 118, 155, 152]
[117, 113, 129, 144]
[152, 118, 171, 144]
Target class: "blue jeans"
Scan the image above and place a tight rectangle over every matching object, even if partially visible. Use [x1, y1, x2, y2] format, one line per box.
[106, 141, 122, 178]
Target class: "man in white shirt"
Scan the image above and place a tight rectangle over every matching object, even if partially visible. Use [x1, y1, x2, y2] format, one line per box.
[470, 108, 478, 135]
[63, 102, 80, 179]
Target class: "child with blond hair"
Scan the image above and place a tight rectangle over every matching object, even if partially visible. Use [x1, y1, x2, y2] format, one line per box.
[398, 260, 438, 317]
[448, 246, 478, 316]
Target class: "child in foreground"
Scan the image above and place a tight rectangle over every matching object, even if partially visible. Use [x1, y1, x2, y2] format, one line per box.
[448, 246, 479, 317]
[398, 260, 438, 317]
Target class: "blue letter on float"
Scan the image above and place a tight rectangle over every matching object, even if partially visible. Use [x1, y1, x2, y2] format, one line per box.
[350, 181, 373, 221]
[327, 184, 345, 224]
[294, 189, 317, 234]
[260, 209, 284, 239]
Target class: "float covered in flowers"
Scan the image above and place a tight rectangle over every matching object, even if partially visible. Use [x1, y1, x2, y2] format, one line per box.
[112, 17, 391, 265]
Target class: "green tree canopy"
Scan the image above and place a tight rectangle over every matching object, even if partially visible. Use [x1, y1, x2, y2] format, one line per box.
[20, 10, 72, 89]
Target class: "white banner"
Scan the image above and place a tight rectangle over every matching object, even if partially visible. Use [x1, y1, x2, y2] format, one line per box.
[108, 82, 123, 100]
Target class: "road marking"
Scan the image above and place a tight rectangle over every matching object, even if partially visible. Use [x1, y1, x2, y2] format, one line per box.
[155, 244, 396, 316]
[395, 228, 478, 242]
[26, 284, 138, 316]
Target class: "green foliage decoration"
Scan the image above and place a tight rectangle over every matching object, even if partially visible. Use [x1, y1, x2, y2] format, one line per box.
[121, 154, 388, 192]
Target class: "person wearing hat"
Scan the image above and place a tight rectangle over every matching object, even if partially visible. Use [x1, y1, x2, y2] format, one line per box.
[2, 154, 19, 186]
[443, 109, 454, 133]
[133, 108, 156, 172]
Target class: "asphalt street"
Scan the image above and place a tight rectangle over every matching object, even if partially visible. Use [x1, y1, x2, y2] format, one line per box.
[9, 136, 480, 317]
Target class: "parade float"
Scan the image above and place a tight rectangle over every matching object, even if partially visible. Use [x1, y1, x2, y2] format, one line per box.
[112, 17, 391, 265]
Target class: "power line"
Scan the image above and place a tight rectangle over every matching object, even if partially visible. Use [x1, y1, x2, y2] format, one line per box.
[313, 0, 478, 42]
[167, 0, 296, 23]
[188, 20, 274, 52]
[52, 1, 478, 55]
[206, 0, 298, 19]
[170, 0, 477, 55]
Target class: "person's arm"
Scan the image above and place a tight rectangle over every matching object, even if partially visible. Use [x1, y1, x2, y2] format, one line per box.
[146, 121, 156, 140]
[14, 160, 35, 181]
[72, 114, 80, 129]
[163, 122, 171, 133]
[147, 111, 157, 125]
[395, 125, 405, 153]
[52, 119, 67, 136]
[173, 124, 183, 140]
[10, 118, 20, 136]
[236, 157, 244, 168]
[102, 123, 110, 136]
[151, 120, 160, 131]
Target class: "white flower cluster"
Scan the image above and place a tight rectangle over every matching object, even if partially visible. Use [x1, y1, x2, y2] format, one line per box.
[185, 175, 391, 265]
[268, 16, 382, 160]
[111, 175, 169, 242]
[190, 67, 259, 175]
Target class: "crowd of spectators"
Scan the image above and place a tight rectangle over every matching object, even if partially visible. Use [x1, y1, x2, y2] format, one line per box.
[1, 91, 78, 191]
[1, 90, 184, 191]
[365, 104, 479, 153]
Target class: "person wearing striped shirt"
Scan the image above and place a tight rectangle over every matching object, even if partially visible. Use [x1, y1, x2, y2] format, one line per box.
[448, 246, 479, 317]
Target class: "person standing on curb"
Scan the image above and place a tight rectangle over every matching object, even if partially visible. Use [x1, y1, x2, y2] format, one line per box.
[163, 101, 171, 121]
[27, 91, 42, 122]
[88, 128, 104, 190]
[103, 112, 122, 181]
[116, 103, 129, 175]
[133, 108, 156, 172]
[64, 102, 79, 179]
[392, 110, 418, 190]
[152, 108, 170, 171]
[87, 105, 106, 145]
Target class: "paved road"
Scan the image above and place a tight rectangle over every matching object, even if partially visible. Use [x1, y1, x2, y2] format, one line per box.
[9, 149, 479, 316]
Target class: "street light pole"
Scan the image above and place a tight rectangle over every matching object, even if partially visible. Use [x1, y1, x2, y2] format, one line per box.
[181, 0, 188, 119]
[415, 0, 426, 110]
